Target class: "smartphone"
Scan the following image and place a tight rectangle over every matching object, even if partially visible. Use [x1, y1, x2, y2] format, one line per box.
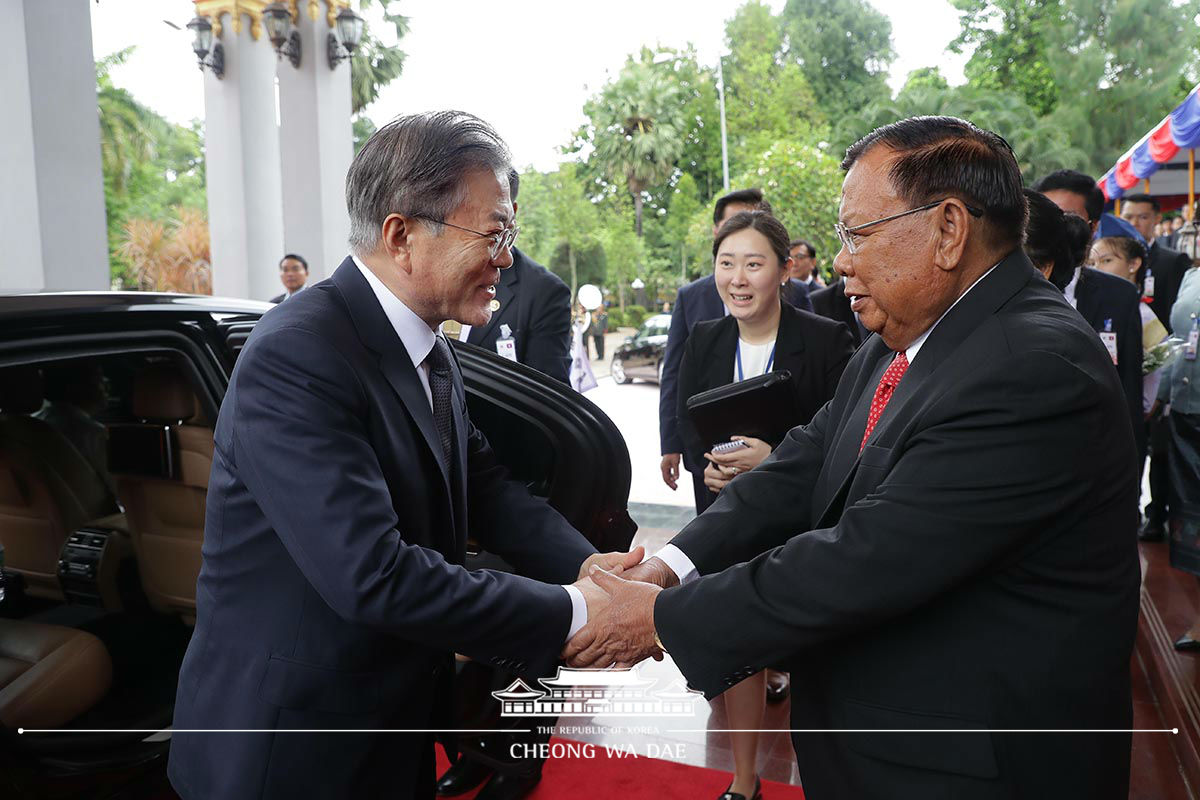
[711, 439, 750, 455]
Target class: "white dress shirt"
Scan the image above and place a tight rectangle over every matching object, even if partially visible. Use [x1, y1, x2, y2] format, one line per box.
[353, 255, 586, 637]
[655, 261, 1001, 584]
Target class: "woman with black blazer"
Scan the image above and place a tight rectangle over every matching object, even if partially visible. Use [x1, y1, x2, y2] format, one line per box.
[674, 210, 855, 800]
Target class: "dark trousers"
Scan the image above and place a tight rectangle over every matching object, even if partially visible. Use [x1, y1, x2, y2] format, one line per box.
[591, 335, 605, 360]
[1147, 414, 1172, 525]
[691, 469, 717, 515]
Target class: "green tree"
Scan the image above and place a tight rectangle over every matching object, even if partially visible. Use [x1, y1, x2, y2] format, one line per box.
[1041, 0, 1200, 176]
[723, 1, 826, 173]
[353, 116, 377, 153]
[839, 84, 1086, 182]
[779, 0, 895, 120]
[733, 140, 844, 276]
[900, 67, 949, 94]
[950, 0, 1060, 116]
[597, 212, 645, 310]
[350, 0, 408, 114]
[545, 163, 601, 300]
[577, 55, 685, 237]
[96, 48, 156, 194]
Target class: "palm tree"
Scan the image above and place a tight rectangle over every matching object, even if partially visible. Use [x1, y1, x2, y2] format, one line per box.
[96, 48, 157, 194]
[350, 0, 409, 114]
[584, 58, 686, 237]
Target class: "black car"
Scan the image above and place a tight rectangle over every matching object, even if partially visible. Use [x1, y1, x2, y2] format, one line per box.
[610, 313, 672, 385]
[0, 292, 635, 799]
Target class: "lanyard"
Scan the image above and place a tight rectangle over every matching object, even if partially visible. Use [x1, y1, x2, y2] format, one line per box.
[736, 340, 776, 382]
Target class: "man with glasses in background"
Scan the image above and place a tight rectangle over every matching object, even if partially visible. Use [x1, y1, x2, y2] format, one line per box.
[569, 116, 1139, 800]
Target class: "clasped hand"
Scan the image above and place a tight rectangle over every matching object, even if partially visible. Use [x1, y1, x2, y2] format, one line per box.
[564, 556, 679, 669]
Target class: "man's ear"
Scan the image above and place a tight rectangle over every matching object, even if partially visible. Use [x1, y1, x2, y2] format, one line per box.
[381, 214, 415, 275]
[932, 199, 972, 273]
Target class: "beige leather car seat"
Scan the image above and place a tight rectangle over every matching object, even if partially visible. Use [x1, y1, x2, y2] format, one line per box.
[0, 366, 117, 599]
[111, 365, 212, 622]
[0, 619, 112, 729]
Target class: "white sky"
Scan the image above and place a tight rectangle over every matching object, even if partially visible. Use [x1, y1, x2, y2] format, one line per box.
[90, 0, 970, 171]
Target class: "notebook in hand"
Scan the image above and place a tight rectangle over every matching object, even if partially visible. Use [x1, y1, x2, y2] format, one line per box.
[685, 370, 801, 449]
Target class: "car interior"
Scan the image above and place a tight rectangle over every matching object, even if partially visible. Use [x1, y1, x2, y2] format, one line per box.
[0, 352, 209, 779]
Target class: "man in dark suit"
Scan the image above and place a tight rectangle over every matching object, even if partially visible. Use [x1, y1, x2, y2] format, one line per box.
[1120, 193, 1192, 540]
[1122, 193, 1191, 332]
[658, 189, 812, 496]
[809, 278, 868, 345]
[570, 117, 1140, 799]
[168, 112, 639, 800]
[269, 253, 308, 303]
[442, 171, 571, 385]
[1035, 172, 1157, 533]
[787, 238, 823, 292]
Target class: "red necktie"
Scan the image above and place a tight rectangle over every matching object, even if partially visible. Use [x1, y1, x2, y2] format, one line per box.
[860, 352, 909, 452]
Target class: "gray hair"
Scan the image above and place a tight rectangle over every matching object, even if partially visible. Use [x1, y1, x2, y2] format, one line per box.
[345, 110, 512, 254]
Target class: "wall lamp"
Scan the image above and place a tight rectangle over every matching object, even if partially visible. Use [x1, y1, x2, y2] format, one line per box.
[186, 16, 224, 79]
[327, 8, 364, 69]
[263, 3, 302, 69]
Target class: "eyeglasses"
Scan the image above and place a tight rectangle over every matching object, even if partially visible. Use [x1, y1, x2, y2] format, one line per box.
[835, 199, 984, 255]
[412, 215, 519, 260]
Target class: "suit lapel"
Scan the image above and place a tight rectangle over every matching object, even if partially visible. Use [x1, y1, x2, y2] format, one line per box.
[1074, 272, 1100, 327]
[701, 318, 740, 389]
[814, 251, 1038, 524]
[331, 259, 453, 500]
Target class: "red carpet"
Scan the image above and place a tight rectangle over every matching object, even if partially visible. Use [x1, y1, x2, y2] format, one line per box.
[436, 738, 805, 799]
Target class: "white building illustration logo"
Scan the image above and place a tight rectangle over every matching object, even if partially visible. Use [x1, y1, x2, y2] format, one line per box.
[492, 666, 702, 717]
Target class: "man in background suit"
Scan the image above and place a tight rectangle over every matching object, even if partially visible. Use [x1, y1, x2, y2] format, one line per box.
[570, 117, 1140, 800]
[169, 111, 638, 800]
[442, 170, 571, 385]
[787, 238, 823, 292]
[1036, 171, 1156, 532]
[269, 253, 308, 303]
[1122, 193, 1192, 540]
[810, 278, 868, 346]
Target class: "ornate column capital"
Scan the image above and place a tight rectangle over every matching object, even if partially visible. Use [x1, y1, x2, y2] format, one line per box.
[193, 0, 270, 41]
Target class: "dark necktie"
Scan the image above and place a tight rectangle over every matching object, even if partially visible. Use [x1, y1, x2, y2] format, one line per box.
[425, 337, 455, 468]
[860, 351, 909, 452]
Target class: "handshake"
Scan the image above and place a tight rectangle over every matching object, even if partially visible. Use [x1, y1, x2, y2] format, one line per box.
[562, 547, 681, 669]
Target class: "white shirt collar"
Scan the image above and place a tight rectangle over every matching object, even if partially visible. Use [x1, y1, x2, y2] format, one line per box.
[351, 254, 437, 372]
[1062, 267, 1081, 309]
[904, 261, 1001, 364]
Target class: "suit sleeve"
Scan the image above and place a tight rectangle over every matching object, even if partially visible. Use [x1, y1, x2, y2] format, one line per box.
[656, 350, 1124, 698]
[521, 276, 572, 384]
[1117, 295, 1145, 454]
[825, 323, 856, 393]
[659, 287, 690, 455]
[675, 327, 708, 475]
[232, 326, 573, 677]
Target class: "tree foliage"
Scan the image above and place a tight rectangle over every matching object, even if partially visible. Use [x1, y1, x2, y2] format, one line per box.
[779, 0, 895, 120]
[576, 55, 686, 237]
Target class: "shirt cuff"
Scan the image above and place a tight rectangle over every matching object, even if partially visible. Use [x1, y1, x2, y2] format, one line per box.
[563, 584, 587, 641]
[651, 544, 699, 584]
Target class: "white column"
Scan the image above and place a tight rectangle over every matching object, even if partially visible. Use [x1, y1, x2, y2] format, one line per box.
[0, 0, 108, 292]
[202, 10, 285, 301]
[277, 3, 353, 282]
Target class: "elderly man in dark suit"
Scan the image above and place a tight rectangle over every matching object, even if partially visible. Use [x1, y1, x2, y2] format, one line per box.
[442, 170, 571, 386]
[168, 112, 639, 800]
[568, 117, 1140, 800]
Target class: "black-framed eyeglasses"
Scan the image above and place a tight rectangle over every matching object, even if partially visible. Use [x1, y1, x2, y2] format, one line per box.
[412, 214, 519, 260]
[835, 199, 984, 255]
